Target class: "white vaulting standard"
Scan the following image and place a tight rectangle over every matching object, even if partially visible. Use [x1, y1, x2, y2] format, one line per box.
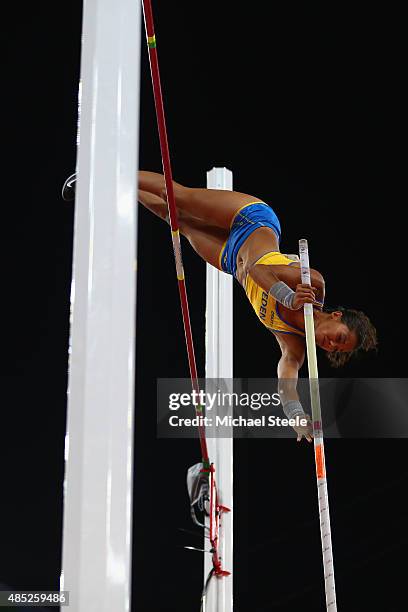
[205, 168, 234, 611]
[61, 0, 141, 610]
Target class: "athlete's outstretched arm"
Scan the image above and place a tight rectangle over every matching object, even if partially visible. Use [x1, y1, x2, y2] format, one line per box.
[275, 334, 313, 442]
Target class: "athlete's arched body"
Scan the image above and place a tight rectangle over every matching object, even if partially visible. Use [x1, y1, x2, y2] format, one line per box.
[138, 171, 377, 441]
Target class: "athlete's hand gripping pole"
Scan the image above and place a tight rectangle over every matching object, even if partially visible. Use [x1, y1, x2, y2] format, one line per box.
[299, 238, 337, 612]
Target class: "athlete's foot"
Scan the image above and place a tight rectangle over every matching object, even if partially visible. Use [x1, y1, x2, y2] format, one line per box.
[62, 172, 77, 201]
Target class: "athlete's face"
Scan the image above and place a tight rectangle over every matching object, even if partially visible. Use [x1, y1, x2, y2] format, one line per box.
[314, 312, 358, 353]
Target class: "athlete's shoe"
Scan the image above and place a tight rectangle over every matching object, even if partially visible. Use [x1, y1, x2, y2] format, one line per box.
[62, 172, 77, 201]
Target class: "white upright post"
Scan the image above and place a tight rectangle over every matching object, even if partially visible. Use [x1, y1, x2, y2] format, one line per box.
[60, 0, 141, 610]
[205, 168, 234, 611]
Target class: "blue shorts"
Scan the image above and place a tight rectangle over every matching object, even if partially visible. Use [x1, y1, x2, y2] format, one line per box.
[219, 202, 281, 277]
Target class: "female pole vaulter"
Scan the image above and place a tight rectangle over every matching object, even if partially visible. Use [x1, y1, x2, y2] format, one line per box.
[64, 170, 378, 441]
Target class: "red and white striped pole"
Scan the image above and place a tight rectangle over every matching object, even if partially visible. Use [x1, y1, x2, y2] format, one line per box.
[142, 0, 209, 466]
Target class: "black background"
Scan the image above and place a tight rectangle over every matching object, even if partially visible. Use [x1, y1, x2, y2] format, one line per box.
[1, 1, 407, 611]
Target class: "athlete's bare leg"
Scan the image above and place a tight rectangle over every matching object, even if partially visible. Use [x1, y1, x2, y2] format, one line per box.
[139, 170, 263, 230]
[138, 190, 201, 222]
[180, 220, 228, 270]
[138, 190, 169, 220]
[138, 189, 227, 270]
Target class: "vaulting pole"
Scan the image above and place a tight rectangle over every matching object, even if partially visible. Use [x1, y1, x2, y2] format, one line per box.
[299, 238, 337, 611]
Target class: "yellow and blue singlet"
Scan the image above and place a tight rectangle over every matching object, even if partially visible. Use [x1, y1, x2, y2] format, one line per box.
[218, 202, 306, 336]
[244, 251, 305, 336]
